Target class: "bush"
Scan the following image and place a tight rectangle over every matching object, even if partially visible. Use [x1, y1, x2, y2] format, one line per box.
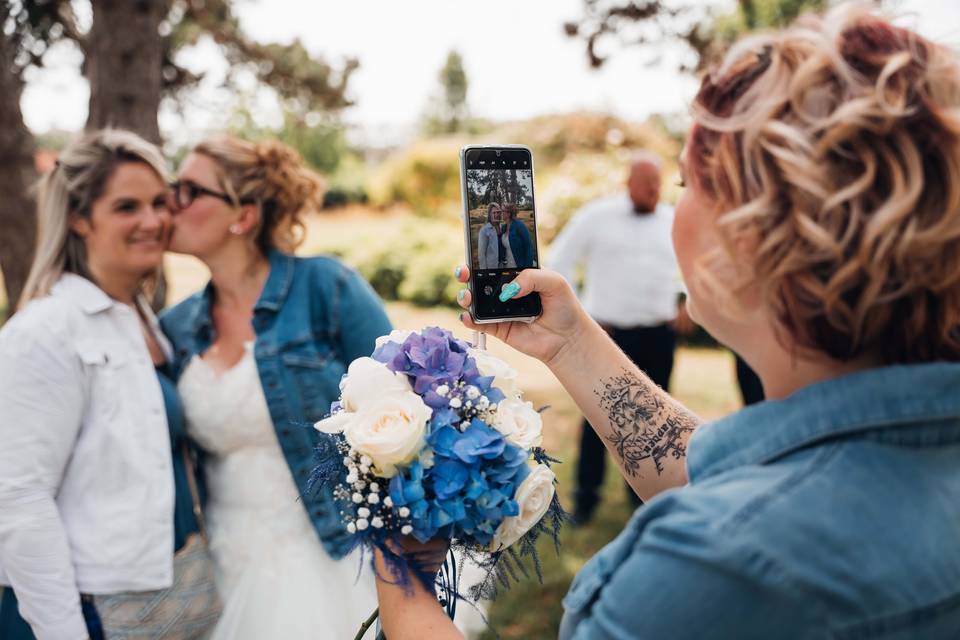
[322, 185, 368, 209]
[368, 139, 465, 219]
[308, 215, 464, 308]
[365, 113, 682, 238]
[322, 154, 370, 209]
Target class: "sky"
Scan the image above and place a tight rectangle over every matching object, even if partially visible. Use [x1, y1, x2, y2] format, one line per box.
[19, 0, 960, 147]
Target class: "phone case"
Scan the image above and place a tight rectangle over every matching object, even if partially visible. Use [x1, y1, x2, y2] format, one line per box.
[459, 144, 541, 324]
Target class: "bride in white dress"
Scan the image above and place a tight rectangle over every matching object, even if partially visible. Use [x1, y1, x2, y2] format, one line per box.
[178, 341, 378, 639]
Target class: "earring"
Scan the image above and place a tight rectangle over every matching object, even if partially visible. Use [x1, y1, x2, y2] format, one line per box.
[229, 224, 241, 235]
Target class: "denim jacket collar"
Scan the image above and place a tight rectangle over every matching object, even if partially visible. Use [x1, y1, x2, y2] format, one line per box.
[181, 250, 295, 343]
[688, 362, 960, 483]
[255, 250, 295, 313]
[184, 281, 215, 344]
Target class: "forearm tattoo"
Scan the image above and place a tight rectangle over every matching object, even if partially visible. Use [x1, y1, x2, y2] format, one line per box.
[596, 370, 698, 477]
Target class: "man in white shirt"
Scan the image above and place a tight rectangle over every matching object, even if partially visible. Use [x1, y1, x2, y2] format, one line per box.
[549, 153, 691, 524]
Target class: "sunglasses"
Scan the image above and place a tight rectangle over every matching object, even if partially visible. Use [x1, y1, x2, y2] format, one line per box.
[169, 181, 254, 209]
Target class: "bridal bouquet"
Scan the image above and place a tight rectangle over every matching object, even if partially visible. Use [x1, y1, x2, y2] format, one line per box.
[311, 327, 565, 619]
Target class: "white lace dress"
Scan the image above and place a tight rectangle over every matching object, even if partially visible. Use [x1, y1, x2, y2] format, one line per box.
[178, 343, 378, 639]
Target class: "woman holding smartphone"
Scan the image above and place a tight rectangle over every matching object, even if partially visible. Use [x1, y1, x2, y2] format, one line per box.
[376, 6, 960, 638]
[0, 129, 219, 639]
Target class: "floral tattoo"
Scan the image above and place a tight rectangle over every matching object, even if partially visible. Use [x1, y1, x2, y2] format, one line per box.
[596, 370, 698, 476]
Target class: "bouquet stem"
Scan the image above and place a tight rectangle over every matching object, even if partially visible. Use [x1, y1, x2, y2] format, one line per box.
[355, 607, 380, 640]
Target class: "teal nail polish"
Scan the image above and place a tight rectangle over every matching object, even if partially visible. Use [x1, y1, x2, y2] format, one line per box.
[499, 282, 521, 302]
[457, 289, 466, 302]
[454, 266, 463, 278]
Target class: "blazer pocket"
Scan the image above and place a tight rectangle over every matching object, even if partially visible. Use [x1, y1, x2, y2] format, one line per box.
[77, 341, 132, 420]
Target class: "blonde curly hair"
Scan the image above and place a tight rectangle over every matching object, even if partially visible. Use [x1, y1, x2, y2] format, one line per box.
[193, 136, 325, 255]
[688, 4, 960, 364]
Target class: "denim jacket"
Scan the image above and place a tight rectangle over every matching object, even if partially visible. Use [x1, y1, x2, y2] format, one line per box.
[160, 251, 392, 559]
[561, 362, 960, 639]
[508, 218, 535, 269]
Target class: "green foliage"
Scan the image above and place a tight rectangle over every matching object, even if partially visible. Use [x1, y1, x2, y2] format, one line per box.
[227, 106, 370, 209]
[741, 0, 831, 28]
[566, 0, 881, 72]
[33, 129, 74, 151]
[305, 215, 464, 307]
[164, 0, 358, 112]
[368, 138, 465, 218]
[422, 50, 472, 136]
[229, 108, 348, 175]
[706, 0, 833, 62]
[370, 113, 680, 241]
[322, 154, 370, 209]
[4, 1, 81, 81]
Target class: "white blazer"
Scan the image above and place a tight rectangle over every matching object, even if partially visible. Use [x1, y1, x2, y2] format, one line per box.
[0, 274, 175, 640]
[477, 223, 500, 270]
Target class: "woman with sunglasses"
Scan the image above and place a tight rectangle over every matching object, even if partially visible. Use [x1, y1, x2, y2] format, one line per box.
[160, 136, 391, 638]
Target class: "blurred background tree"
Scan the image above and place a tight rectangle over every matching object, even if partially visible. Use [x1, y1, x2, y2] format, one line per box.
[0, 0, 357, 313]
[421, 50, 470, 135]
[563, 0, 879, 72]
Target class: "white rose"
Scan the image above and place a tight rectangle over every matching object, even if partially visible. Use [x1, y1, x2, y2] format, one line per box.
[494, 397, 543, 449]
[314, 411, 352, 434]
[375, 329, 414, 349]
[489, 465, 556, 552]
[343, 392, 431, 478]
[468, 348, 520, 398]
[340, 357, 412, 412]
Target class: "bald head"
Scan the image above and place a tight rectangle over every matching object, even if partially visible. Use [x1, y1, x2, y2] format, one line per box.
[627, 154, 662, 213]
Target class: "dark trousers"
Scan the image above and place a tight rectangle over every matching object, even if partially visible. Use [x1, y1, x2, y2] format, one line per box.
[575, 323, 676, 517]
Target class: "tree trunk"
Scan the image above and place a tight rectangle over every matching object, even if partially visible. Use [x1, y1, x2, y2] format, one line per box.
[86, 0, 167, 143]
[87, 0, 169, 309]
[0, 21, 38, 314]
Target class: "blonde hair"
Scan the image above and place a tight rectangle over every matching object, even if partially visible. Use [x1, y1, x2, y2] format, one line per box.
[192, 136, 325, 255]
[18, 129, 168, 309]
[487, 202, 501, 224]
[688, 4, 960, 364]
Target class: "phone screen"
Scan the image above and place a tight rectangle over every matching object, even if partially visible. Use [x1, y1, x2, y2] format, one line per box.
[462, 146, 542, 321]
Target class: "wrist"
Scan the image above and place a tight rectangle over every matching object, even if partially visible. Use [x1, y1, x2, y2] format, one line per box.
[546, 310, 604, 373]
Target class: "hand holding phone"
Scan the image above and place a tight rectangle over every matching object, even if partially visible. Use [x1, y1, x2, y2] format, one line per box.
[459, 145, 542, 323]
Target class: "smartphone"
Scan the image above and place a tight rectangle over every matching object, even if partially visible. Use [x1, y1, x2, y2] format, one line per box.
[460, 144, 543, 323]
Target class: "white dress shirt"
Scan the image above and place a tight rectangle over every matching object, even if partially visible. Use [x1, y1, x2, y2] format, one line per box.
[548, 195, 684, 328]
[0, 274, 175, 640]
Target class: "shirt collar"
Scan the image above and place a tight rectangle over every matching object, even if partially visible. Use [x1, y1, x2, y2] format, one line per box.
[50, 273, 115, 315]
[687, 362, 960, 483]
[254, 249, 295, 313]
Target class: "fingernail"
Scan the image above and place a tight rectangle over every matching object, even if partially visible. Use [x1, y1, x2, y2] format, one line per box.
[457, 289, 466, 302]
[499, 282, 521, 302]
[454, 266, 462, 278]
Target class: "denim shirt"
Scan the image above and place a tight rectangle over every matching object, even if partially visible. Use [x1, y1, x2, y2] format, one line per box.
[160, 251, 392, 559]
[561, 363, 960, 640]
